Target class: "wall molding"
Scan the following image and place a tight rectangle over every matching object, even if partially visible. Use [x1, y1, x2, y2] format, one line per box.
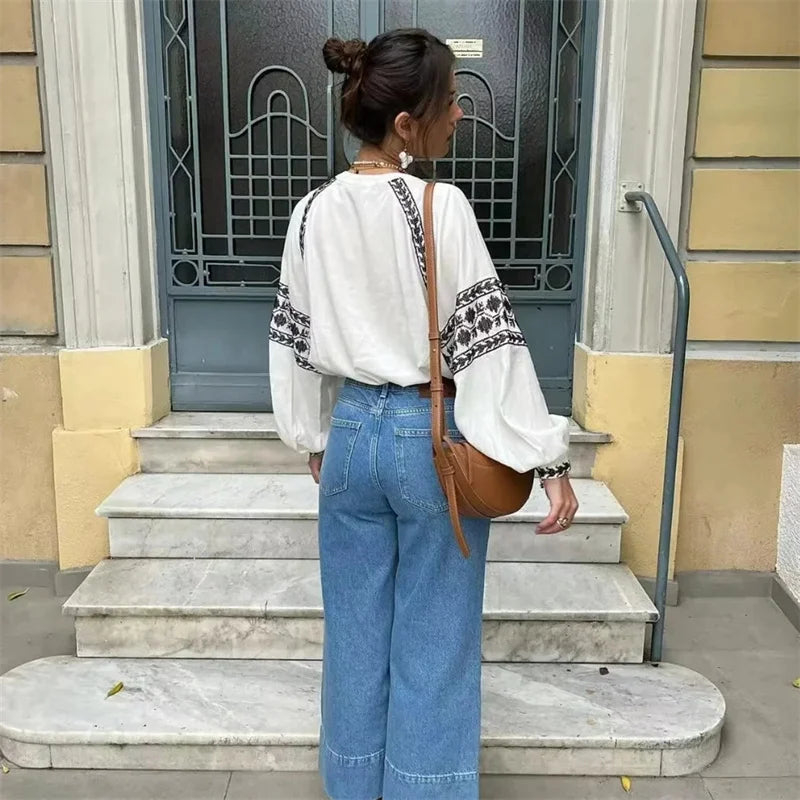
[686, 342, 800, 361]
[38, 0, 158, 349]
[637, 575, 680, 607]
[581, 0, 698, 354]
[772, 575, 800, 634]
[0, 560, 91, 597]
[0, 560, 58, 590]
[676, 569, 775, 597]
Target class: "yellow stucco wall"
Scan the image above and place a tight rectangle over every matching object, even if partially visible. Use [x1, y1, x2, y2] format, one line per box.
[0, 352, 61, 561]
[689, 170, 800, 253]
[0, 0, 34, 54]
[561, 0, 799, 579]
[0, 0, 63, 566]
[0, 256, 57, 335]
[573, 344, 680, 579]
[648, 0, 800, 578]
[704, 0, 800, 57]
[678, 360, 800, 572]
[1, 2, 172, 570]
[687, 262, 800, 343]
[52, 429, 138, 569]
[52, 339, 169, 569]
[0, 64, 42, 152]
[689, 14, 800, 343]
[695, 69, 800, 158]
[1, 340, 170, 568]
[0, 163, 50, 246]
[575, 345, 800, 576]
[60, 342, 171, 431]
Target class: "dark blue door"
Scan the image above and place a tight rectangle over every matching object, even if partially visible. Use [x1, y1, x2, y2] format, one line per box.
[145, 0, 597, 414]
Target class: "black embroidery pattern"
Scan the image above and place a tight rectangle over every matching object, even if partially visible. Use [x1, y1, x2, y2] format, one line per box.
[389, 178, 426, 285]
[442, 278, 527, 373]
[387, 182, 524, 374]
[269, 283, 319, 373]
[299, 178, 335, 257]
[535, 461, 572, 482]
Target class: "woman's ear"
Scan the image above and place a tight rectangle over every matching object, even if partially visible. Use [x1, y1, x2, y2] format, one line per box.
[393, 111, 412, 143]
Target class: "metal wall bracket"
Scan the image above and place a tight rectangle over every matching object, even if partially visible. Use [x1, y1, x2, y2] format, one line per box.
[618, 181, 644, 212]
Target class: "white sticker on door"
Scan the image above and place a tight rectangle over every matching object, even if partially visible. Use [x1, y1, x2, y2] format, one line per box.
[446, 38, 484, 59]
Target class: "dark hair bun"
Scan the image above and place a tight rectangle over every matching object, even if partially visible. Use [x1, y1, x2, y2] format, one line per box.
[324, 29, 454, 150]
[323, 37, 367, 75]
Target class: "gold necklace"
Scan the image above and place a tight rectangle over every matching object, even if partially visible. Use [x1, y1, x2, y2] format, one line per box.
[350, 159, 404, 173]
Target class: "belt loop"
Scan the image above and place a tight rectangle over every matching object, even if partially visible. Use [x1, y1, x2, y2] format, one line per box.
[374, 382, 389, 413]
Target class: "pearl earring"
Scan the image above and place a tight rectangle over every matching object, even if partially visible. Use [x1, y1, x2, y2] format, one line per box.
[399, 149, 414, 169]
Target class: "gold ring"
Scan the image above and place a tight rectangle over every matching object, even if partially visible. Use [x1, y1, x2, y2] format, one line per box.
[557, 517, 570, 528]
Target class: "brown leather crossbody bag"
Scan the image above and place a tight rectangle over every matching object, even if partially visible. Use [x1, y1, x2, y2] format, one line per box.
[423, 182, 535, 558]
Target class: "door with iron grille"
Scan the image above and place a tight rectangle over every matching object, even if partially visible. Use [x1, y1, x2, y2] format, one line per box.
[144, 0, 597, 413]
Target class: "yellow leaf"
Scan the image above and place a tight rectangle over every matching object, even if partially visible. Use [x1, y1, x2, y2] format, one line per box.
[106, 681, 124, 698]
[7, 588, 29, 602]
[793, 677, 800, 689]
[620, 775, 632, 793]
[2, 763, 9, 774]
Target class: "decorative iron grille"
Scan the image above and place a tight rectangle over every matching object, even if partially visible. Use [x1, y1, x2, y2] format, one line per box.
[157, 0, 590, 294]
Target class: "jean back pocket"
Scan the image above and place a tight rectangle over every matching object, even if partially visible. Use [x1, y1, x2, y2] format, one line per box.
[394, 426, 465, 513]
[319, 418, 362, 496]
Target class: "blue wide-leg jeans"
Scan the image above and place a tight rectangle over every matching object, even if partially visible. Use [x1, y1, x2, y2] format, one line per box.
[318, 380, 491, 800]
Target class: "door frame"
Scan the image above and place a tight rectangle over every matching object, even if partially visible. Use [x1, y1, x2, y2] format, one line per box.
[138, 0, 694, 413]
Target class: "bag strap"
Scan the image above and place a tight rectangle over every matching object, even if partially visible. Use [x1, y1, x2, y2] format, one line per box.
[423, 182, 446, 447]
[423, 182, 470, 558]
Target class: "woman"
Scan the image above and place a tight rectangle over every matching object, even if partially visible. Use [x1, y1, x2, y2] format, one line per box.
[269, 29, 578, 800]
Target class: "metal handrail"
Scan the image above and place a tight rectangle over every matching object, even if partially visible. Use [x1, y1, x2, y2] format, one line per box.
[624, 190, 690, 664]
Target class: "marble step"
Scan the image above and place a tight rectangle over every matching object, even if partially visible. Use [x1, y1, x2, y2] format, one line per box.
[101, 473, 626, 564]
[133, 413, 611, 477]
[0, 656, 725, 775]
[64, 559, 657, 663]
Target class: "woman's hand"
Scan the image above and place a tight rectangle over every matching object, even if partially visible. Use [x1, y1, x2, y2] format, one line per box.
[537, 476, 579, 534]
[308, 452, 324, 484]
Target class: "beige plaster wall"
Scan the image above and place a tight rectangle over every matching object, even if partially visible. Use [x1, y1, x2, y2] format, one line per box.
[1, 0, 62, 565]
[573, 344, 679, 579]
[575, 345, 800, 576]
[677, 359, 800, 572]
[52, 340, 169, 569]
[0, 351, 61, 561]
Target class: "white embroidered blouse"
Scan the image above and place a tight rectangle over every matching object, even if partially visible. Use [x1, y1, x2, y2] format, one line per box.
[268, 170, 570, 475]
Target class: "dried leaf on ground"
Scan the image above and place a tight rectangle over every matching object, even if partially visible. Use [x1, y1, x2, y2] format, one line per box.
[792, 677, 800, 689]
[2, 763, 9, 774]
[106, 681, 124, 698]
[7, 588, 29, 602]
[620, 775, 632, 792]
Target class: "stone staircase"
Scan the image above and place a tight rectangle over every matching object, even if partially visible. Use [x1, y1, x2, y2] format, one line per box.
[0, 413, 725, 776]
